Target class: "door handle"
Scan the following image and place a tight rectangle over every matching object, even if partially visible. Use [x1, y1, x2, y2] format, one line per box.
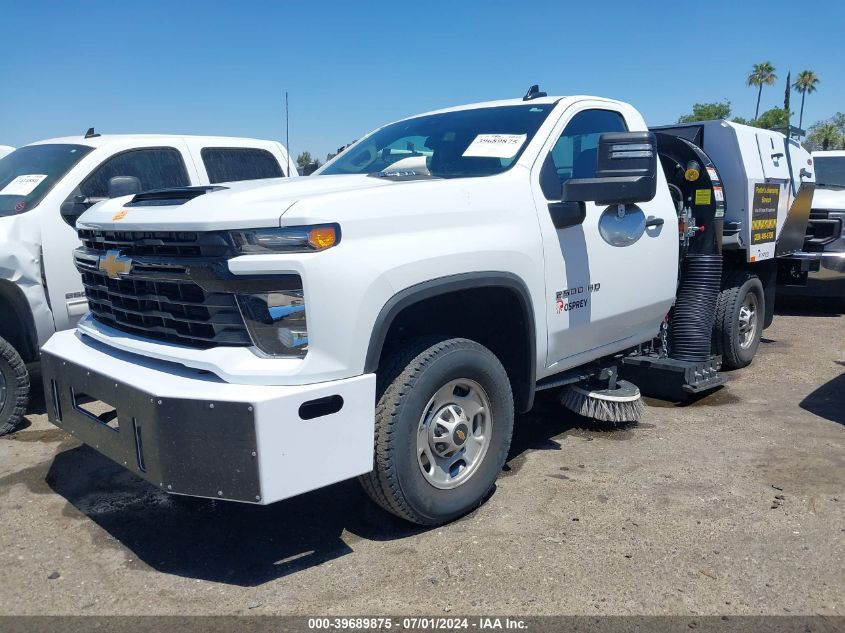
[645, 215, 664, 228]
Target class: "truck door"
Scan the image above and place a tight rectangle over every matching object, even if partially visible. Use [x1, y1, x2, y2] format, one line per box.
[532, 106, 678, 370]
[42, 143, 196, 331]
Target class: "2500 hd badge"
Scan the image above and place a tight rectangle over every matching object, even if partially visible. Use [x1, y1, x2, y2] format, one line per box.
[555, 283, 601, 313]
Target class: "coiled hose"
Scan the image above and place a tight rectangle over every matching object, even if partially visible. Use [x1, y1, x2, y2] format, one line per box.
[669, 253, 723, 362]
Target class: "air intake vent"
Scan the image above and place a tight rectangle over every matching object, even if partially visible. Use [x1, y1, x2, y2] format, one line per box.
[125, 185, 227, 207]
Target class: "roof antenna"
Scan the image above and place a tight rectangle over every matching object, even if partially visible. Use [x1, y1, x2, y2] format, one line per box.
[285, 92, 292, 177]
[523, 85, 547, 101]
[84, 127, 100, 138]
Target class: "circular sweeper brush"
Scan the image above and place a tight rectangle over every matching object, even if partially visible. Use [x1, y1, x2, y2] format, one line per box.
[560, 379, 645, 423]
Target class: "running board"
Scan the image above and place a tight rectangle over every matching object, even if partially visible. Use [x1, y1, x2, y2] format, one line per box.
[619, 355, 726, 400]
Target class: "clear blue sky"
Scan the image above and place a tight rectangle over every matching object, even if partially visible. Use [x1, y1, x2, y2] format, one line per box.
[2, 1, 842, 161]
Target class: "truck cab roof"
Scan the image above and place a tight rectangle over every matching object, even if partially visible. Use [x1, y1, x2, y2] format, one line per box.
[25, 134, 284, 149]
[411, 95, 628, 118]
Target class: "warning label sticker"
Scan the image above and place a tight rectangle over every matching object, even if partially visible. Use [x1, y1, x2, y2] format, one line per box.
[751, 183, 779, 244]
[706, 166, 719, 182]
[694, 189, 712, 205]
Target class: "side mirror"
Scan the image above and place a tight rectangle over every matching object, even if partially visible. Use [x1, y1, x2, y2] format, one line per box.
[301, 161, 320, 176]
[108, 175, 142, 198]
[561, 132, 657, 205]
[60, 195, 90, 227]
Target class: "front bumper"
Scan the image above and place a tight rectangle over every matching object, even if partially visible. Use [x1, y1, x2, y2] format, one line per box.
[42, 330, 376, 503]
[780, 252, 845, 297]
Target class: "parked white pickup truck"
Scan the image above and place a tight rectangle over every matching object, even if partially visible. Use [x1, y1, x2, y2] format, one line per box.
[41, 90, 814, 525]
[0, 133, 294, 433]
[795, 151, 845, 296]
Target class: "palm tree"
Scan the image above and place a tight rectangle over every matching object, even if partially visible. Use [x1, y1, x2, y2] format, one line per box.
[809, 123, 842, 151]
[747, 62, 777, 120]
[793, 70, 820, 129]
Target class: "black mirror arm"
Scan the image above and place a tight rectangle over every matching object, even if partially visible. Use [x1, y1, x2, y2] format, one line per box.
[547, 201, 586, 229]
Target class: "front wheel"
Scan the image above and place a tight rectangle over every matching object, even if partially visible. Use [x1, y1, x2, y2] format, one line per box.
[0, 336, 29, 436]
[713, 270, 765, 369]
[360, 337, 514, 525]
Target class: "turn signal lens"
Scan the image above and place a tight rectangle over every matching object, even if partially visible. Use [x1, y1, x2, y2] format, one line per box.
[308, 226, 337, 250]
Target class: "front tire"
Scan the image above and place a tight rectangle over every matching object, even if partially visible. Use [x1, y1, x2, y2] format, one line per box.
[0, 336, 29, 436]
[713, 270, 765, 369]
[360, 337, 514, 526]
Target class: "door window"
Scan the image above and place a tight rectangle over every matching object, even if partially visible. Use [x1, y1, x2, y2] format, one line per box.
[79, 147, 189, 199]
[201, 147, 284, 183]
[540, 109, 628, 199]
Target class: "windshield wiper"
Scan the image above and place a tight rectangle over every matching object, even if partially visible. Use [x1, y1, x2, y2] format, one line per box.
[815, 182, 845, 189]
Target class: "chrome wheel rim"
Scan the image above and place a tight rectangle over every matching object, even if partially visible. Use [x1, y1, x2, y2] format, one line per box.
[416, 378, 492, 490]
[738, 292, 759, 349]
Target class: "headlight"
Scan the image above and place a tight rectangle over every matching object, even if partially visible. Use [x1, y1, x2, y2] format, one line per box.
[237, 288, 308, 357]
[230, 224, 340, 254]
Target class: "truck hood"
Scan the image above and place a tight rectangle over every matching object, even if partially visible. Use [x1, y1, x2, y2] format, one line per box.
[76, 175, 398, 232]
[812, 186, 845, 211]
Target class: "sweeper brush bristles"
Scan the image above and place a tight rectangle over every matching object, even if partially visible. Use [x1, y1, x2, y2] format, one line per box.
[560, 379, 645, 423]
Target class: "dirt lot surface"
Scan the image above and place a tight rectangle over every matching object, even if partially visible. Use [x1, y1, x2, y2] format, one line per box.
[1, 299, 843, 616]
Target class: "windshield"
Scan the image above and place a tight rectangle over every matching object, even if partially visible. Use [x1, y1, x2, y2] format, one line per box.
[0, 144, 94, 216]
[320, 104, 555, 178]
[814, 156, 845, 188]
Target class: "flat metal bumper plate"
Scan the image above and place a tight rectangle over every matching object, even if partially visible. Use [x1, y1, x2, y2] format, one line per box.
[42, 350, 260, 502]
[621, 355, 726, 400]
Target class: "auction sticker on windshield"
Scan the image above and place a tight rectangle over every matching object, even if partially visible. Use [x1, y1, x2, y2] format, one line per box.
[0, 174, 48, 196]
[463, 134, 527, 159]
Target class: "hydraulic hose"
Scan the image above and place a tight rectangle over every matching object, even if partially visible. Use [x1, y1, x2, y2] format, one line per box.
[669, 253, 723, 362]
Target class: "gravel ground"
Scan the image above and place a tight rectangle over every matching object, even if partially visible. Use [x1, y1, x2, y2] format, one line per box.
[0, 298, 843, 616]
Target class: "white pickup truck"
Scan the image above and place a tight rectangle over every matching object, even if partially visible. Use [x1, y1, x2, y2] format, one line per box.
[0, 133, 294, 434]
[40, 91, 815, 525]
[796, 151, 845, 296]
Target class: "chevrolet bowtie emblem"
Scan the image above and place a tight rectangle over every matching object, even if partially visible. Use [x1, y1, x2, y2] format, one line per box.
[98, 250, 132, 279]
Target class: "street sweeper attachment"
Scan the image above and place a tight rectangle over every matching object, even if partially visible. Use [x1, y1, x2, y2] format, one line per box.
[559, 365, 645, 423]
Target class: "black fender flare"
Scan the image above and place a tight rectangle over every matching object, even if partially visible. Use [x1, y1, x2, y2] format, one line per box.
[364, 271, 537, 411]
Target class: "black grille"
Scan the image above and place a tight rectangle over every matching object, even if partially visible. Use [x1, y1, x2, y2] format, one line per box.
[804, 209, 842, 251]
[78, 229, 232, 258]
[81, 269, 250, 348]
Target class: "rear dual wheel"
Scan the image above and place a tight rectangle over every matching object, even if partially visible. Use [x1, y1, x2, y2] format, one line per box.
[360, 337, 514, 526]
[713, 270, 765, 369]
